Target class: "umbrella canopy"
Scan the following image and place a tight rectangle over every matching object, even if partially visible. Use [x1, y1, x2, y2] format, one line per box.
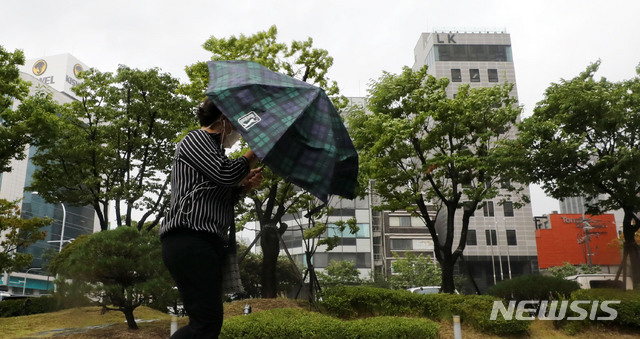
[205, 60, 358, 202]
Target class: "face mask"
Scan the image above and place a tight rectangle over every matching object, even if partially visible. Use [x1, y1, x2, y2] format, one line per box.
[220, 119, 242, 149]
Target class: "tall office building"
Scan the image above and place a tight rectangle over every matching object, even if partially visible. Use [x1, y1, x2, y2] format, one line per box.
[412, 31, 539, 291]
[0, 54, 99, 295]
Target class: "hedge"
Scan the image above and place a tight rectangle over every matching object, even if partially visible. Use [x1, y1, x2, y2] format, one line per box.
[0, 296, 58, 317]
[568, 288, 640, 329]
[487, 274, 580, 301]
[319, 286, 529, 336]
[220, 308, 439, 339]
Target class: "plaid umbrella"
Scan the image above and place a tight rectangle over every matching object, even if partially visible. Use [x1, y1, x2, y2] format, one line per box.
[205, 60, 358, 202]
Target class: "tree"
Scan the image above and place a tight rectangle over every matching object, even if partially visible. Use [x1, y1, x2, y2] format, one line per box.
[17, 66, 194, 231]
[0, 45, 31, 172]
[236, 242, 300, 299]
[50, 226, 174, 330]
[185, 25, 345, 298]
[548, 262, 601, 279]
[389, 252, 441, 290]
[508, 61, 640, 287]
[290, 198, 358, 298]
[0, 199, 50, 274]
[349, 66, 522, 293]
[316, 260, 362, 287]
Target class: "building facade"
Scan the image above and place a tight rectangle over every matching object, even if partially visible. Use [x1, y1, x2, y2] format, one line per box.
[535, 213, 621, 273]
[412, 31, 539, 292]
[0, 54, 99, 296]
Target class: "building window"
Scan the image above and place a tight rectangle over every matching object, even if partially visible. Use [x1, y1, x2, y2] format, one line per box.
[483, 201, 494, 217]
[488, 69, 499, 82]
[390, 238, 413, 250]
[466, 229, 477, 246]
[389, 216, 411, 227]
[485, 229, 497, 246]
[503, 201, 514, 217]
[506, 230, 517, 245]
[451, 69, 462, 82]
[436, 44, 512, 62]
[470, 69, 480, 82]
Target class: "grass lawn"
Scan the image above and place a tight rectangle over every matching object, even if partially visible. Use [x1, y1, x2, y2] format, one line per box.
[1, 298, 639, 338]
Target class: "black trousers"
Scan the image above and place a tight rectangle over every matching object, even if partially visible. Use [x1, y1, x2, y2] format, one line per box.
[162, 229, 225, 339]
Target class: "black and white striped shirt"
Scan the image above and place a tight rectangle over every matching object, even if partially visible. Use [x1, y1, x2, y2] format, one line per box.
[159, 129, 250, 241]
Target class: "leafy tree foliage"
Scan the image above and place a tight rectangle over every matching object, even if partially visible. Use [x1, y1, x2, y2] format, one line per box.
[186, 25, 345, 298]
[237, 242, 300, 299]
[390, 253, 441, 290]
[548, 262, 601, 279]
[0, 45, 30, 172]
[349, 66, 522, 292]
[50, 227, 175, 330]
[508, 61, 640, 286]
[0, 199, 50, 273]
[17, 66, 194, 231]
[317, 260, 362, 287]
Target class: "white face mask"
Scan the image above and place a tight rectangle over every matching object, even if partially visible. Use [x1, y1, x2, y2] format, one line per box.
[212, 119, 241, 149]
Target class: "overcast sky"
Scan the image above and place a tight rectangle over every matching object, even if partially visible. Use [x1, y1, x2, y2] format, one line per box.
[3, 0, 640, 216]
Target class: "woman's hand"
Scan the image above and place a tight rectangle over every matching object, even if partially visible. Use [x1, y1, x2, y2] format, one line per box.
[238, 168, 263, 193]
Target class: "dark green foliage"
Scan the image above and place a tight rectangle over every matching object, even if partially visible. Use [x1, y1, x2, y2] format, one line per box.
[220, 308, 439, 339]
[320, 286, 529, 335]
[570, 289, 640, 329]
[487, 275, 580, 301]
[0, 296, 57, 317]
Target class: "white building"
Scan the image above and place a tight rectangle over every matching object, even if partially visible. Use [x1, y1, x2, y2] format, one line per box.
[0, 54, 99, 296]
[412, 31, 539, 291]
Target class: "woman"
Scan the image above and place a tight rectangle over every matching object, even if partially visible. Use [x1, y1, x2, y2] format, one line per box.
[160, 98, 262, 338]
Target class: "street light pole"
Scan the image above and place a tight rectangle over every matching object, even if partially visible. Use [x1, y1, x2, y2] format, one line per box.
[58, 202, 66, 253]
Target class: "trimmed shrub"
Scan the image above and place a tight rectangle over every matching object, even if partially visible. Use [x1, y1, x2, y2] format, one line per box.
[220, 308, 439, 339]
[0, 296, 58, 317]
[570, 288, 640, 328]
[320, 286, 529, 336]
[487, 274, 579, 301]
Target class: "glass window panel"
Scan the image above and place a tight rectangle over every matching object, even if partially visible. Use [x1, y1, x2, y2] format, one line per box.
[485, 229, 497, 246]
[503, 201, 514, 217]
[451, 68, 462, 82]
[483, 201, 494, 217]
[390, 238, 413, 250]
[488, 69, 498, 82]
[470, 69, 480, 82]
[506, 229, 517, 246]
[466, 229, 477, 246]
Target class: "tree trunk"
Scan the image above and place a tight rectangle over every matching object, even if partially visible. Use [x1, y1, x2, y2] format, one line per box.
[123, 308, 138, 330]
[260, 223, 280, 298]
[440, 255, 456, 293]
[622, 211, 640, 287]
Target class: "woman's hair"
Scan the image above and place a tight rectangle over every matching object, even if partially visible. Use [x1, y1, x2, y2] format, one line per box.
[197, 98, 223, 127]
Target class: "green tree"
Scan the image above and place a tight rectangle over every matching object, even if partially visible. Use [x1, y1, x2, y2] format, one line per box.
[50, 227, 174, 330]
[0, 199, 50, 273]
[508, 61, 640, 286]
[0, 45, 31, 172]
[17, 66, 194, 231]
[316, 260, 362, 287]
[292, 199, 358, 298]
[548, 262, 602, 279]
[237, 242, 300, 299]
[349, 66, 523, 293]
[186, 25, 345, 298]
[390, 252, 441, 290]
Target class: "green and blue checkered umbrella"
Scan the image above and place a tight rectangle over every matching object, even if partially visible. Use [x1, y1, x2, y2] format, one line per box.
[205, 60, 358, 202]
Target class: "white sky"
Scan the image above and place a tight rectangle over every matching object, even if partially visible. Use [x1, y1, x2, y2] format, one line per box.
[3, 0, 640, 216]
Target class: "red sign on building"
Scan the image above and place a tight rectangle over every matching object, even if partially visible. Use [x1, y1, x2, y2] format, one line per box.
[535, 214, 621, 269]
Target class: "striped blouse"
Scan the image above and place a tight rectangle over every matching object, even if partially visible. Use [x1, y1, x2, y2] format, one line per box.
[159, 129, 250, 241]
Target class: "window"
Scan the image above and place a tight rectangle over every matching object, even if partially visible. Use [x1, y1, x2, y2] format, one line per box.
[466, 229, 477, 246]
[451, 68, 462, 82]
[389, 216, 411, 227]
[503, 201, 514, 217]
[436, 44, 512, 62]
[506, 230, 517, 245]
[485, 229, 497, 246]
[488, 69, 499, 82]
[470, 69, 480, 82]
[390, 239, 413, 250]
[483, 201, 494, 217]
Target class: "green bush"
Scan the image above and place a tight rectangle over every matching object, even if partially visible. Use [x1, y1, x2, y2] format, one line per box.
[320, 286, 529, 336]
[0, 296, 58, 317]
[220, 308, 439, 339]
[487, 274, 579, 301]
[570, 288, 640, 328]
